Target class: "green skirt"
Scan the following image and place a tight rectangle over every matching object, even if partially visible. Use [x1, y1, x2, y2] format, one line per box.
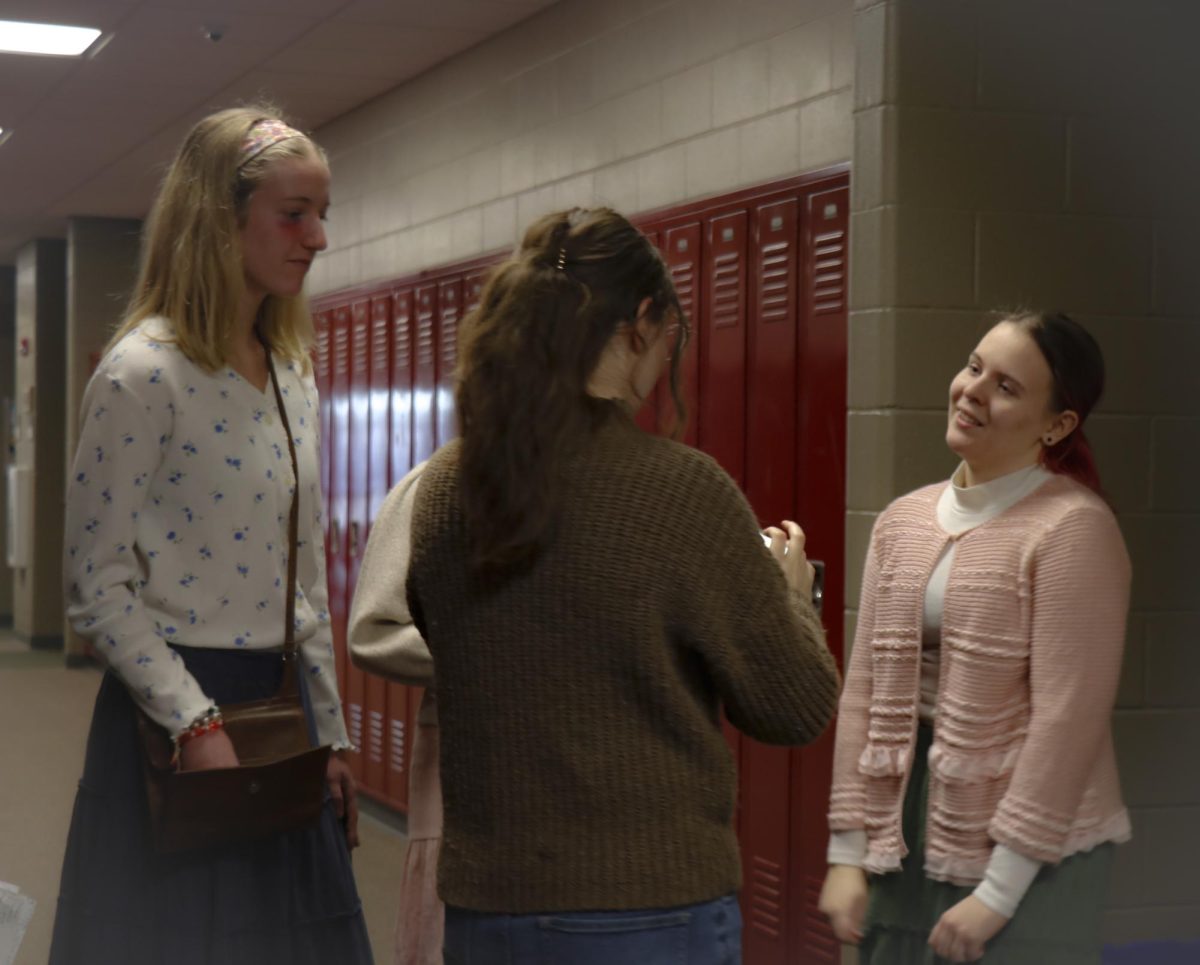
[860, 725, 1114, 965]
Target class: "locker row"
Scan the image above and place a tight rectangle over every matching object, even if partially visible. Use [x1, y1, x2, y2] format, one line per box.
[313, 170, 849, 965]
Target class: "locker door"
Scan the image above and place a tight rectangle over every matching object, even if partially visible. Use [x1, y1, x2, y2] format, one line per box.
[662, 225, 700, 448]
[344, 299, 371, 781]
[636, 230, 663, 434]
[414, 284, 438, 464]
[386, 287, 416, 811]
[406, 282, 439, 805]
[788, 185, 849, 965]
[740, 199, 799, 965]
[363, 293, 393, 797]
[328, 306, 352, 708]
[436, 276, 462, 448]
[314, 311, 333, 530]
[699, 211, 747, 482]
[390, 289, 416, 481]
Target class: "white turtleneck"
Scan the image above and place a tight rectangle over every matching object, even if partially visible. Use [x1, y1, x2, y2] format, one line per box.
[827, 463, 1052, 919]
[920, 463, 1054, 720]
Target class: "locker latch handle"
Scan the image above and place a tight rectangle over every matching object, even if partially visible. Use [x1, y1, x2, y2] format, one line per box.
[349, 520, 361, 558]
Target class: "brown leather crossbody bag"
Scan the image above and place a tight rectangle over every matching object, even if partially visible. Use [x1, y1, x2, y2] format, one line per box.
[135, 340, 331, 853]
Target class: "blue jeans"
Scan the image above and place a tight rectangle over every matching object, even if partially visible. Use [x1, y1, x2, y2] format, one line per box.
[443, 894, 742, 965]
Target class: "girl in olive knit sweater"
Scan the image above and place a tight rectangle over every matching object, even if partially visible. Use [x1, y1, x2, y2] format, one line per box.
[406, 207, 839, 965]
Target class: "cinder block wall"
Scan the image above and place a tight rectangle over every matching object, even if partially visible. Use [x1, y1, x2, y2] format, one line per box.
[849, 0, 1200, 944]
[310, 0, 855, 294]
[62, 216, 143, 661]
[0, 267, 14, 624]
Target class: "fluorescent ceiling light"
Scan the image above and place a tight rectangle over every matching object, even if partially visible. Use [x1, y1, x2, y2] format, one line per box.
[0, 20, 101, 56]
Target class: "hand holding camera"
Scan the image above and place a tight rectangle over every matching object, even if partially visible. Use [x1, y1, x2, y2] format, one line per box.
[762, 520, 818, 606]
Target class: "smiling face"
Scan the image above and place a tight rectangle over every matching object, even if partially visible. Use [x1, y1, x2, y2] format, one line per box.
[946, 320, 1079, 484]
[239, 152, 330, 301]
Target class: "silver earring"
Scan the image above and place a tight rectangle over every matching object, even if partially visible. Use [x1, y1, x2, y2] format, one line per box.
[1044, 435, 1054, 445]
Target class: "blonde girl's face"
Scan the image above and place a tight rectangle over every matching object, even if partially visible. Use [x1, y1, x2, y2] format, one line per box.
[239, 153, 330, 301]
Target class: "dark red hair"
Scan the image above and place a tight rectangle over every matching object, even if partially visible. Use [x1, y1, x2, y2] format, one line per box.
[1008, 311, 1105, 495]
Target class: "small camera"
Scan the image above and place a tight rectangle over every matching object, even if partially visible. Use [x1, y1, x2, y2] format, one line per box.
[761, 530, 824, 614]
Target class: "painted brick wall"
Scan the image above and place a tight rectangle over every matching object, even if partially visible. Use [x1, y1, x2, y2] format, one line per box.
[309, 0, 855, 295]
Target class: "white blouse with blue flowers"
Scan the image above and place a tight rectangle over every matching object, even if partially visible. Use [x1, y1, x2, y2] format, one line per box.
[64, 317, 350, 749]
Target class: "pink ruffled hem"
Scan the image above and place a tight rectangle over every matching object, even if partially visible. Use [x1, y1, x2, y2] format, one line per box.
[857, 743, 910, 777]
[928, 742, 1021, 783]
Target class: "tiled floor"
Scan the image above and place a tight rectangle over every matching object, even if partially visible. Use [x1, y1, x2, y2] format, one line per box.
[0, 631, 406, 964]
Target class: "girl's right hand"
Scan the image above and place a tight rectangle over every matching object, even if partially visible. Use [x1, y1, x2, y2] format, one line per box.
[818, 864, 869, 945]
[764, 520, 816, 600]
[179, 727, 240, 771]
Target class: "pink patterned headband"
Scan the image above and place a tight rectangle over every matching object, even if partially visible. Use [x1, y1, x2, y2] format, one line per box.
[239, 118, 305, 167]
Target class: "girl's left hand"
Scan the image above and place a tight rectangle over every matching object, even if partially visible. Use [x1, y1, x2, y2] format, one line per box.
[928, 895, 1008, 962]
[326, 752, 360, 850]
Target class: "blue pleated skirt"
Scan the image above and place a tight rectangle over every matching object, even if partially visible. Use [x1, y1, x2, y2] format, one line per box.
[49, 646, 374, 965]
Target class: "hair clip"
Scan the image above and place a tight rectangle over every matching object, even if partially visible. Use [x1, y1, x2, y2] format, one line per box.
[555, 247, 567, 271]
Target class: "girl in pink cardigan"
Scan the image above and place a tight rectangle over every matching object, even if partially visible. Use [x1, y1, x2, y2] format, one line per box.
[820, 312, 1131, 964]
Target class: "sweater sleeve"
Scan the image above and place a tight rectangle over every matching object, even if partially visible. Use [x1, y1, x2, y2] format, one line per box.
[678, 456, 839, 746]
[988, 505, 1131, 862]
[348, 463, 434, 686]
[826, 515, 883, 833]
[64, 358, 213, 736]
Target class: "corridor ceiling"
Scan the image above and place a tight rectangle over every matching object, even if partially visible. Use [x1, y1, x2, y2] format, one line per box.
[0, 0, 557, 265]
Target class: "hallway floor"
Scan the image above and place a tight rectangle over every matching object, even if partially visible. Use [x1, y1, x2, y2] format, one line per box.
[0, 631, 405, 964]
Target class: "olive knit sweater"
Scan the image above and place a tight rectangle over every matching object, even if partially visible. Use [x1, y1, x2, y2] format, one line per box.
[406, 408, 840, 913]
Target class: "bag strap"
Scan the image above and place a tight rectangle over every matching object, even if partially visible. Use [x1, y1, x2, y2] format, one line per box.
[260, 331, 302, 698]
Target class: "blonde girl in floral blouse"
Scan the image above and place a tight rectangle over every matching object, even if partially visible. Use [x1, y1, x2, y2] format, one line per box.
[820, 312, 1131, 964]
[50, 106, 373, 965]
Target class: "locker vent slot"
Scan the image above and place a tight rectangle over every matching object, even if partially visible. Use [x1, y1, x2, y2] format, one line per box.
[749, 855, 784, 941]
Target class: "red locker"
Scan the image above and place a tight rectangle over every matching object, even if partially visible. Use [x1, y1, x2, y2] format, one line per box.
[740, 201, 797, 965]
[636, 231, 663, 434]
[314, 311, 333, 529]
[406, 282, 439, 810]
[787, 185, 849, 965]
[663, 225, 701, 448]
[699, 212, 747, 483]
[362, 294, 393, 798]
[327, 307, 352, 708]
[435, 276, 462, 448]
[413, 284, 438, 464]
[385, 288, 416, 811]
[344, 299, 371, 781]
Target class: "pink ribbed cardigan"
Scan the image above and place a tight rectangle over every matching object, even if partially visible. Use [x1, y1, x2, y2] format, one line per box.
[828, 474, 1132, 885]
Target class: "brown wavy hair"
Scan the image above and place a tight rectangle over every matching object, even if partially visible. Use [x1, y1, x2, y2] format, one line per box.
[1005, 310, 1106, 495]
[456, 207, 689, 575]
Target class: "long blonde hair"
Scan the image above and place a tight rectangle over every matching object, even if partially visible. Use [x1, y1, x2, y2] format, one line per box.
[108, 105, 326, 369]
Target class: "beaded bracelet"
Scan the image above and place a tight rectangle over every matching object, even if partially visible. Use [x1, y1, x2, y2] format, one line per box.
[170, 706, 225, 766]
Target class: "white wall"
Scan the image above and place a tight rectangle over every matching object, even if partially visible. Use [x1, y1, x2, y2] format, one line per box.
[310, 0, 855, 295]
